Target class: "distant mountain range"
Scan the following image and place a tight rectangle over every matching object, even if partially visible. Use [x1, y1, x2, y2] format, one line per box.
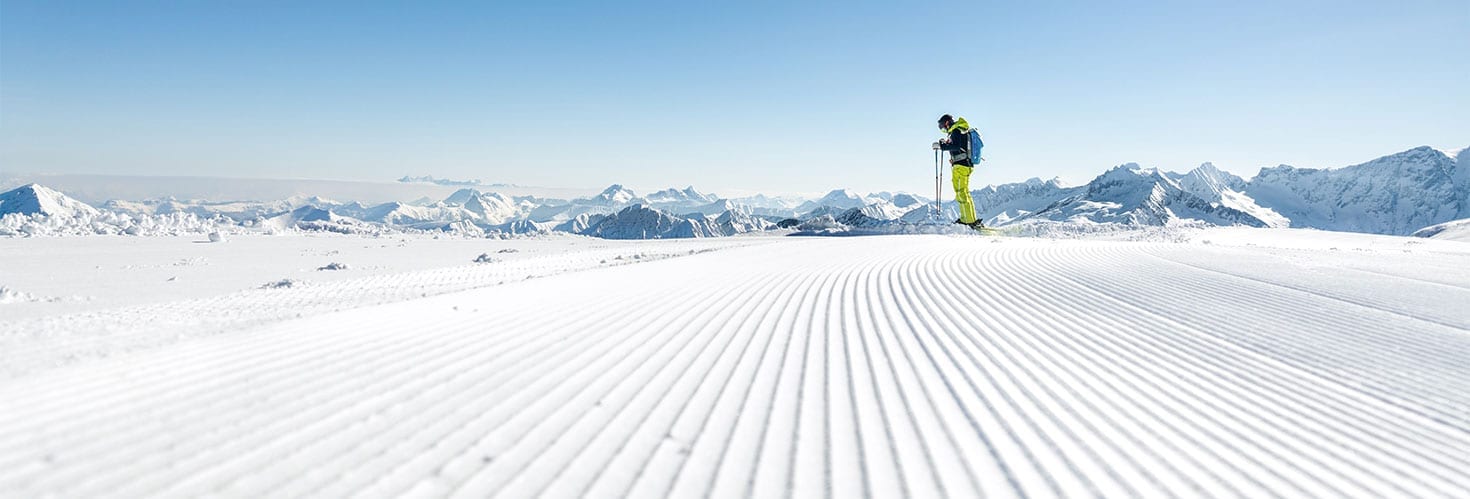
[979, 145, 1468, 236]
[3, 145, 1467, 239]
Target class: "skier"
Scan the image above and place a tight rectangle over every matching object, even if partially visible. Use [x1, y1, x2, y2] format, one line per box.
[932, 114, 983, 229]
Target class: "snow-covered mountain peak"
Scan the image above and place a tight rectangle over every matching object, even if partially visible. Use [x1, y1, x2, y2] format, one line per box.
[1388, 146, 1455, 171]
[601, 184, 633, 196]
[1190, 162, 1223, 177]
[889, 193, 924, 208]
[1087, 164, 1172, 195]
[1019, 177, 1063, 188]
[443, 188, 483, 205]
[1092, 163, 1168, 183]
[733, 193, 800, 209]
[1176, 162, 1248, 200]
[818, 189, 861, 201]
[794, 188, 870, 216]
[0, 184, 101, 217]
[858, 200, 908, 221]
[644, 186, 716, 204]
[592, 184, 638, 205]
[681, 186, 711, 201]
[459, 192, 518, 224]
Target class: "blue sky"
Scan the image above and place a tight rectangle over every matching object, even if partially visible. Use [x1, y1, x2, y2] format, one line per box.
[3, 0, 1467, 196]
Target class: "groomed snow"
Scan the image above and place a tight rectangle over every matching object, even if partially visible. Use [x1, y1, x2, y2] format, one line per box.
[2, 228, 1469, 497]
[0, 233, 768, 322]
[0, 233, 771, 377]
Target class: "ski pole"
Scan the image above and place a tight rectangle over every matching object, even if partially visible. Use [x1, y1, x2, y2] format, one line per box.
[934, 148, 941, 221]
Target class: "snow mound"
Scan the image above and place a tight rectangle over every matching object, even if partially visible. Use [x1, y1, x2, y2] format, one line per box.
[260, 279, 303, 289]
[1411, 218, 1470, 242]
[317, 262, 350, 271]
[0, 184, 100, 217]
[1, 210, 233, 237]
[0, 286, 40, 304]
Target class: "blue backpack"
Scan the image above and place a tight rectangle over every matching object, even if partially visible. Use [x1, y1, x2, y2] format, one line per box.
[967, 129, 984, 165]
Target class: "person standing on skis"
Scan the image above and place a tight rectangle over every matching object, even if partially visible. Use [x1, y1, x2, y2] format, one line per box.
[932, 114, 982, 228]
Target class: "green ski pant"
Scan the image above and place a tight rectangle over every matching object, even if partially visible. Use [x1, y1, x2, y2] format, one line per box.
[952, 164, 977, 224]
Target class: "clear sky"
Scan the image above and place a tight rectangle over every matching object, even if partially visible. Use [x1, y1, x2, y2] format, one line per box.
[3, 0, 1467, 197]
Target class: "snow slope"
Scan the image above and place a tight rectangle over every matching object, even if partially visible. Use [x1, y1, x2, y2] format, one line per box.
[0, 184, 100, 217]
[2, 230, 1468, 497]
[1412, 217, 1470, 242]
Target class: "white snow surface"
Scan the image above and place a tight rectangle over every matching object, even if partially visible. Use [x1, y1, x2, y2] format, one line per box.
[2, 228, 1469, 497]
[1412, 217, 1470, 242]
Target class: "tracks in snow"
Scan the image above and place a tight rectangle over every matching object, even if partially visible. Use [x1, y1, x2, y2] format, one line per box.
[0, 239, 761, 380]
[2, 235, 1468, 497]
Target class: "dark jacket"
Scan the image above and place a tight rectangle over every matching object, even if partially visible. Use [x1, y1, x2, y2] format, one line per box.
[940, 117, 973, 167]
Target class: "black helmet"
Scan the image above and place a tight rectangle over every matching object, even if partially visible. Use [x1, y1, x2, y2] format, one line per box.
[937, 114, 954, 129]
